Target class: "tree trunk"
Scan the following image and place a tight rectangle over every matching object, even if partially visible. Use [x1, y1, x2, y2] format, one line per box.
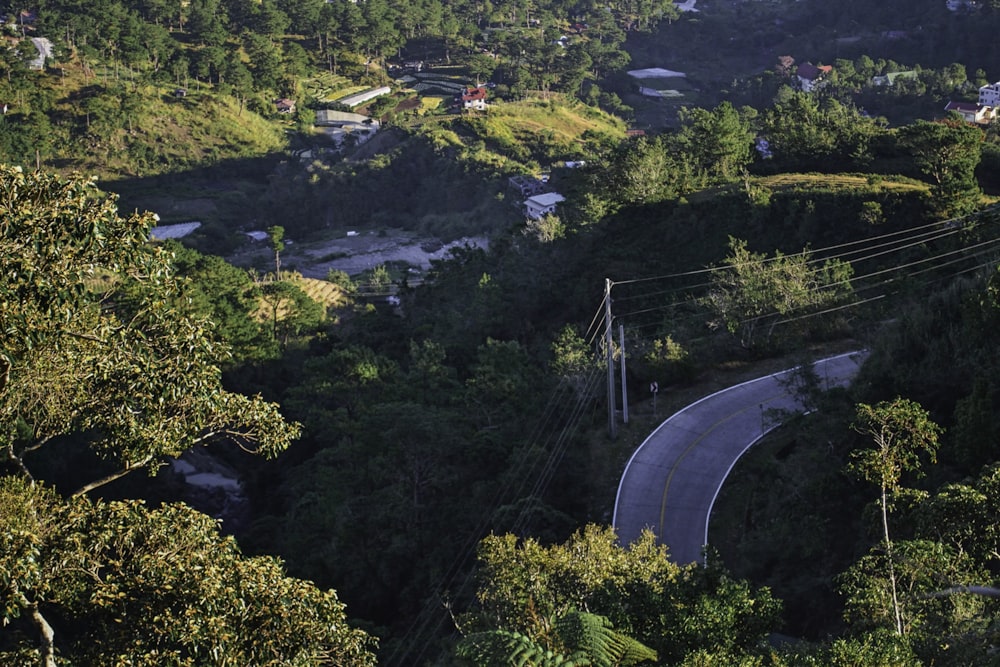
[29, 602, 57, 667]
[882, 485, 903, 635]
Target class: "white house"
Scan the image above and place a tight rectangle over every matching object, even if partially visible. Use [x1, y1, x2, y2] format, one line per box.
[944, 100, 995, 124]
[980, 81, 1000, 107]
[524, 192, 565, 220]
[459, 86, 488, 111]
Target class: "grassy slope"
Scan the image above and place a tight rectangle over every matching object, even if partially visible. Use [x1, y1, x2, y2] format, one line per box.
[38, 61, 287, 181]
[416, 94, 626, 171]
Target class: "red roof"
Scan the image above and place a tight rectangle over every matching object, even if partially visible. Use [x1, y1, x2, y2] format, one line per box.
[796, 62, 831, 81]
[945, 101, 979, 112]
[462, 86, 487, 102]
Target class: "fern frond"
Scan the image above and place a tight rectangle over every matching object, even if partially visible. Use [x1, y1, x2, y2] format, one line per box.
[555, 611, 658, 667]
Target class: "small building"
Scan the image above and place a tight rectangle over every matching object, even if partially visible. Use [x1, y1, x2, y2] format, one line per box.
[315, 110, 379, 129]
[274, 98, 296, 114]
[174, 87, 188, 98]
[944, 100, 995, 124]
[871, 70, 918, 87]
[459, 85, 488, 111]
[336, 86, 392, 108]
[625, 129, 646, 138]
[524, 192, 565, 220]
[314, 110, 380, 148]
[508, 174, 548, 197]
[796, 62, 832, 92]
[979, 81, 1000, 107]
[244, 230, 270, 242]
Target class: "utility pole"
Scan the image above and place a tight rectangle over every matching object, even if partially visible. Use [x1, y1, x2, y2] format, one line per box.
[605, 278, 617, 439]
[619, 322, 628, 424]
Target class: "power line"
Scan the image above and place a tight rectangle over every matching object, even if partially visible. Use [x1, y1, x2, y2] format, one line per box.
[608, 204, 1000, 290]
[388, 205, 1000, 666]
[385, 343, 609, 666]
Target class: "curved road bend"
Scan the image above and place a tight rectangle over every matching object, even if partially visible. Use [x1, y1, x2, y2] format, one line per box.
[612, 351, 868, 565]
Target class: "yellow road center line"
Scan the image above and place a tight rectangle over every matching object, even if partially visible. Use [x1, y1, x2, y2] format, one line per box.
[657, 389, 786, 535]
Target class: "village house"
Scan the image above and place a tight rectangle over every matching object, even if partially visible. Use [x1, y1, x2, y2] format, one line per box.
[524, 192, 565, 220]
[458, 85, 488, 111]
[508, 174, 549, 197]
[871, 70, 918, 87]
[944, 100, 995, 124]
[274, 98, 296, 114]
[979, 81, 1000, 107]
[796, 62, 832, 92]
[314, 110, 380, 147]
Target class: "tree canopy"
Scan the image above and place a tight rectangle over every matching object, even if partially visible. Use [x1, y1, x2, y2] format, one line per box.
[0, 166, 375, 666]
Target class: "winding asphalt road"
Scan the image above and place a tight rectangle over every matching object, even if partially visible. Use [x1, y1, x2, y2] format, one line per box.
[612, 351, 868, 565]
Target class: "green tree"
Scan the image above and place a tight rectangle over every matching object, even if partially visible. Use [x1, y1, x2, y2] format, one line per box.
[602, 136, 678, 205]
[762, 90, 884, 169]
[259, 279, 324, 346]
[464, 526, 781, 664]
[167, 242, 270, 363]
[550, 324, 600, 400]
[896, 119, 983, 217]
[267, 224, 285, 275]
[702, 237, 854, 349]
[849, 398, 943, 636]
[674, 102, 755, 184]
[0, 167, 374, 664]
[457, 611, 658, 666]
[840, 539, 986, 647]
[0, 477, 377, 666]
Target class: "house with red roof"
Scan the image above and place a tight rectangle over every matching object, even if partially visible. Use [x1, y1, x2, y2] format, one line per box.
[796, 62, 833, 92]
[459, 86, 488, 111]
[944, 100, 995, 125]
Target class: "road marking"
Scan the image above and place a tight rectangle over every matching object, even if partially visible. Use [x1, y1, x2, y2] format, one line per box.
[657, 390, 785, 537]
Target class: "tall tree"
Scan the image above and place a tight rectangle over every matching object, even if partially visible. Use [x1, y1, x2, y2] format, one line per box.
[849, 398, 943, 636]
[897, 119, 983, 217]
[674, 101, 755, 184]
[702, 237, 855, 350]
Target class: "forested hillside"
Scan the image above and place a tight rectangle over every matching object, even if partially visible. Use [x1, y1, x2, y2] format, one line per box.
[7, 0, 1000, 665]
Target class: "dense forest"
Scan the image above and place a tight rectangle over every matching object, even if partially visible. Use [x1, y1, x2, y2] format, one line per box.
[8, 0, 1000, 665]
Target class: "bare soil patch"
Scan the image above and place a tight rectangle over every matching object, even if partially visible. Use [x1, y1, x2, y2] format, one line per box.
[228, 228, 489, 279]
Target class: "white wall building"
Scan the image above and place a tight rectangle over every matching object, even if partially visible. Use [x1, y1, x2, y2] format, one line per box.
[980, 81, 1000, 107]
[524, 192, 565, 220]
[336, 86, 392, 108]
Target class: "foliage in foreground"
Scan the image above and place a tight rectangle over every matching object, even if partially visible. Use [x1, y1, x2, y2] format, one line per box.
[0, 166, 375, 665]
[460, 526, 782, 665]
